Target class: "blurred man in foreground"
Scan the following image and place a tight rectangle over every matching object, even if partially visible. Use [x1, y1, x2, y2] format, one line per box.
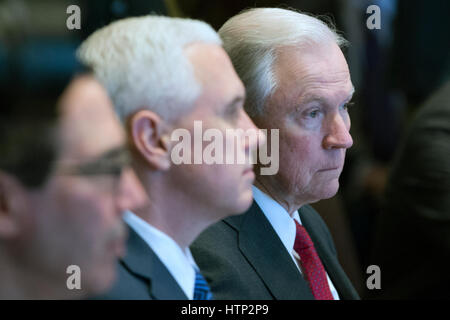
[0, 73, 144, 299]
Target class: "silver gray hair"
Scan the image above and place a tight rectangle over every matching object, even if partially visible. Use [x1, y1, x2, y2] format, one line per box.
[77, 15, 222, 123]
[218, 8, 348, 117]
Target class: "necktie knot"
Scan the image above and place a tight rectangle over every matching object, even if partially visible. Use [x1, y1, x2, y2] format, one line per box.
[194, 269, 213, 300]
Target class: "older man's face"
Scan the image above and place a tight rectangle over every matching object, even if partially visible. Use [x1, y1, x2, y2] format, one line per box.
[255, 43, 353, 205]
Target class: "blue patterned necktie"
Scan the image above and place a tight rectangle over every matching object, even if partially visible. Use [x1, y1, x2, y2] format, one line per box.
[193, 269, 213, 300]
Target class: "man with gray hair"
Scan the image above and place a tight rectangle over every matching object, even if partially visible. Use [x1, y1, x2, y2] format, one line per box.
[78, 15, 261, 299]
[192, 8, 360, 300]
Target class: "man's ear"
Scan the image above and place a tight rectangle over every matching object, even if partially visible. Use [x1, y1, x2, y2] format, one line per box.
[129, 110, 172, 171]
[0, 172, 26, 239]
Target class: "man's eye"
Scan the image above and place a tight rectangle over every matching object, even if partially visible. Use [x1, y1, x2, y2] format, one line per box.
[342, 102, 355, 111]
[309, 110, 319, 118]
[225, 106, 240, 120]
[305, 109, 321, 119]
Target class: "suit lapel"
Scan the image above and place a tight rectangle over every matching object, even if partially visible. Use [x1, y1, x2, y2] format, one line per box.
[230, 201, 314, 299]
[300, 207, 359, 300]
[121, 226, 188, 300]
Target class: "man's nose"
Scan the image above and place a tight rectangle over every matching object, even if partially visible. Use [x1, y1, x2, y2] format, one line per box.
[322, 113, 353, 150]
[115, 168, 148, 213]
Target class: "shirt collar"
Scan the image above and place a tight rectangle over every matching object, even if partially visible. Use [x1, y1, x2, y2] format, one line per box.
[123, 210, 197, 299]
[252, 186, 302, 255]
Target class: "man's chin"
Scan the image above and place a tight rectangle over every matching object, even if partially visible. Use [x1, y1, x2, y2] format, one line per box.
[321, 180, 340, 200]
[231, 189, 254, 215]
[309, 180, 340, 203]
[86, 266, 117, 296]
[77, 257, 117, 293]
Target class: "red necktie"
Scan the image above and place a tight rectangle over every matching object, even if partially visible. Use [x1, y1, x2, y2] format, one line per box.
[294, 220, 334, 300]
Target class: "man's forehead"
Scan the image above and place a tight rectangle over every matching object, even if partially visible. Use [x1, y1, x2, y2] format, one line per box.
[276, 43, 349, 77]
[274, 43, 353, 104]
[187, 43, 241, 87]
[57, 75, 125, 161]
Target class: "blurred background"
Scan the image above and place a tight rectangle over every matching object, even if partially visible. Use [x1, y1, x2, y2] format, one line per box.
[1, 0, 449, 298]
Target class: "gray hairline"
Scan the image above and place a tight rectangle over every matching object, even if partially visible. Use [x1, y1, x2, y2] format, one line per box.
[220, 10, 349, 117]
[259, 39, 348, 114]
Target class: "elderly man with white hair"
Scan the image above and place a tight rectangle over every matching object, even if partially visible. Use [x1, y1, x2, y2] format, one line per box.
[191, 8, 360, 300]
[78, 16, 261, 299]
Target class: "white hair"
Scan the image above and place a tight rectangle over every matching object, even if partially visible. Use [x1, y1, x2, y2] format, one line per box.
[218, 8, 348, 117]
[77, 15, 222, 123]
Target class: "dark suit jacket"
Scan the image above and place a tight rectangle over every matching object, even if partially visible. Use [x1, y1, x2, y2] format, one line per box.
[95, 226, 188, 300]
[191, 201, 360, 300]
[369, 81, 450, 299]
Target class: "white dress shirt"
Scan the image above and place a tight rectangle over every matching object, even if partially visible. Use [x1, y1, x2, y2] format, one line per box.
[123, 210, 198, 300]
[252, 186, 340, 300]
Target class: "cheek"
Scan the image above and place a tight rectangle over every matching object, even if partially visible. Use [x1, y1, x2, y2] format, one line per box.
[215, 164, 253, 212]
[280, 131, 316, 174]
[53, 182, 114, 240]
[200, 164, 242, 191]
[60, 184, 104, 213]
[186, 163, 249, 205]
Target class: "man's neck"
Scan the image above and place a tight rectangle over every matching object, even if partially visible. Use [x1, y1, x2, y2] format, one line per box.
[254, 177, 303, 216]
[134, 178, 216, 251]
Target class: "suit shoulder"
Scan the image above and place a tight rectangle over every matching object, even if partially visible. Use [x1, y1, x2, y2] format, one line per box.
[300, 205, 327, 230]
[192, 218, 238, 253]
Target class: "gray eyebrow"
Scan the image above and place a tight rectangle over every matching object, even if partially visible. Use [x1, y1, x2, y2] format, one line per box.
[346, 87, 355, 102]
[302, 87, 355, 105]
